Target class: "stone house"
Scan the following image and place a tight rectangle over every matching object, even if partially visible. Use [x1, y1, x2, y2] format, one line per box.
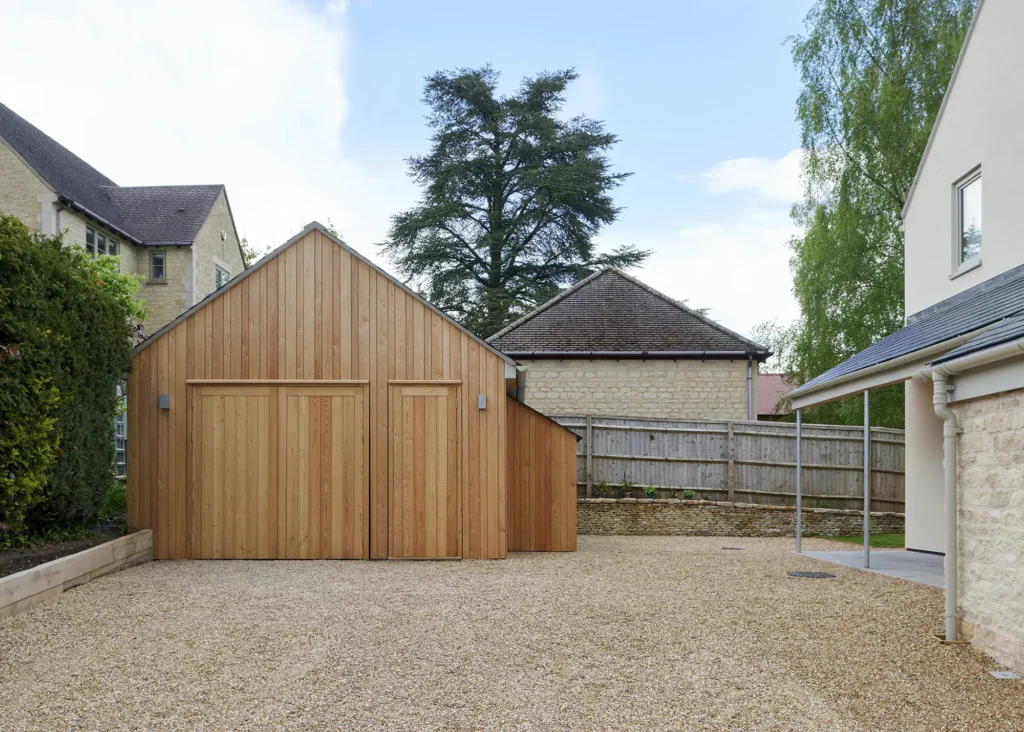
[0, 101, 245, 336]
[789, 0, 1024, 671]
[489, 268, 771, 420]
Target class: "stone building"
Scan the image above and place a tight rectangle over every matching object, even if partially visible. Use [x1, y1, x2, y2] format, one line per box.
[0, 101, 245, 336]
[489, 268, 771, 420]
[789, 0, 1024, 672]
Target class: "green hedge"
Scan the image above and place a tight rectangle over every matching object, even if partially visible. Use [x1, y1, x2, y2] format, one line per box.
[0, 216, 144, 548]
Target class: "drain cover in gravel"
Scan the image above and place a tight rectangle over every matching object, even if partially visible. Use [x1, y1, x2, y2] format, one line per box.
[721, 547, 744, 551]
[787, 571, 836, 579]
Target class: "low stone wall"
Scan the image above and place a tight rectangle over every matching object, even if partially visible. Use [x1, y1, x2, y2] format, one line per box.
[578, 499, 904, 537]
[0, 530, 152, 619]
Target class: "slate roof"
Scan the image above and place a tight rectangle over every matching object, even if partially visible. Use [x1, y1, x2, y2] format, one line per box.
[103, 185, 224, 245]
[796, 262, 1024, 392]
[0, 101, 225, 246]
[0, 101, 122, 225]
[488, 268, 770, 359]
[931, 311, 1024, 365]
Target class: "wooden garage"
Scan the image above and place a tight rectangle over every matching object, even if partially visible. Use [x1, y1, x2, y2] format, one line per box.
[128, 222, 576, 560]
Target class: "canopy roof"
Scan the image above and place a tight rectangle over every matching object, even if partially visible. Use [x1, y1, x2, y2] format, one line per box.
[789, 262, 1024, 407]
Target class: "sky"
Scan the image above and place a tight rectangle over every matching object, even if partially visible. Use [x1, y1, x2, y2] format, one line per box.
[1, 0, 813, 338]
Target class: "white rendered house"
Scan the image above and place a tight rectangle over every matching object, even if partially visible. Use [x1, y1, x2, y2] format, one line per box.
[789, 0, 1024, 670]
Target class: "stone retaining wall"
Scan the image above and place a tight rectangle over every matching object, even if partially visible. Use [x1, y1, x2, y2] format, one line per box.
[578, 498, 904, 537]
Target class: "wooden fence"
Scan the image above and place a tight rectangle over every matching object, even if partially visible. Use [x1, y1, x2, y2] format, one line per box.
[551, 415, 905, 512]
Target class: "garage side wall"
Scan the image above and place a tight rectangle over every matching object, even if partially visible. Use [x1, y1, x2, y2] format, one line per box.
[506, 397, 577, 552]
[128, 229, 508, 559]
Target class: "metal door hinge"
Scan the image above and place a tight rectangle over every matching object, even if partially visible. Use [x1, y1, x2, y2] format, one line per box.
[455, 398, 458, 409]
[361, 432, 365, 443]
[190, 431, 194, 442]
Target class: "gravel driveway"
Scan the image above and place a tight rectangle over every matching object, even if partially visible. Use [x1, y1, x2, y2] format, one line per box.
[1, 536, 1021, 729]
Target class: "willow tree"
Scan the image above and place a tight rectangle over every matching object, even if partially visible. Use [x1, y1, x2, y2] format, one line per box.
[380, 66, 648, 337]
[787, 0, 976, 427]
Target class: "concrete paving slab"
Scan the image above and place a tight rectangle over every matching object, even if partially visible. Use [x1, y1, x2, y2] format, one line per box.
[801, 549, 944, 588]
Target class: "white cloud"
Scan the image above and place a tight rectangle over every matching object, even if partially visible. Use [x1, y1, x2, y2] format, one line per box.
[605, 149, 805, 339]
[689, 148, 803, 203]
[0, 0, 415, 262]
[614, 209, 799, 340]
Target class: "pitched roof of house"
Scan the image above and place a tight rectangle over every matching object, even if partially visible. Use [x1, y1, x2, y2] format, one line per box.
[758, 373, 793, 416]
[793, 262, 1024, 395]
[103, 185, 224, 245]
[0, 101, 228, 246]
[488, 268, 770, 359]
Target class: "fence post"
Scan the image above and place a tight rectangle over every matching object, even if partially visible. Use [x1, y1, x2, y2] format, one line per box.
[585, 415, 593, 498]
[726, 421, 736, 502]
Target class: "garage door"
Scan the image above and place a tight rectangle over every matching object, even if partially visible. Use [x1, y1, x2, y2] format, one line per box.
[191, 384, 369, 559]
[388, 384, 460, 558]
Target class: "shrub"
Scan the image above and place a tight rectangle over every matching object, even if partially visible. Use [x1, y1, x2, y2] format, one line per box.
[0, 217, 143, 547]
[98, 478, 128, 520]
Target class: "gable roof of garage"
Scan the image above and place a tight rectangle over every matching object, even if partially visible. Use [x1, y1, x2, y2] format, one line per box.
[134, 221, 516, 366]
[488, 268, 770, 360]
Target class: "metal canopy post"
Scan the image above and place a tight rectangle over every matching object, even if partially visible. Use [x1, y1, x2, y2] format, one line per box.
[795, 408, 803, 553]
[864, 390, 871, 569]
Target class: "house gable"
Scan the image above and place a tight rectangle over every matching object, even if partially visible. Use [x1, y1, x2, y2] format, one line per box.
[902, 0, 1024, 313]
[135, 221, 515, 368]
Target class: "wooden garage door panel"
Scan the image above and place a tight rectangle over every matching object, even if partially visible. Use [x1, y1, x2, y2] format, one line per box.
[280, 386, 368, 559]
[192, 384, 368, 559]
[389, 384, 460, 558]
[195, 386, 273, 559]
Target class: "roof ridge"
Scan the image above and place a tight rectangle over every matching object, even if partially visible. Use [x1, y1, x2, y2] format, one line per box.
[104, 183, 225, 191]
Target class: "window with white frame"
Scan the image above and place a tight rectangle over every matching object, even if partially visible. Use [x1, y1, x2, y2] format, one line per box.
[956, 172, 982, 267]
[150, 251, 167, 282]
[214, 264, 230, 290]
[85, 226, 119, 257]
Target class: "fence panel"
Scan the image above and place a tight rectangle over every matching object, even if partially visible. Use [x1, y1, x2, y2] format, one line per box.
[551, 415, 904, 512]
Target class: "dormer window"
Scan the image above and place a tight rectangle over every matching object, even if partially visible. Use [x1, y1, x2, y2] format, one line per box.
[956, 171, 982, 270]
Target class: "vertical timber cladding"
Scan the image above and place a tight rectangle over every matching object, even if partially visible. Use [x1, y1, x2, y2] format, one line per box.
[506, 396, 578, 552]
[128, 225, 510, 560]
[388, 384, 460, 558]
[191, 384, 368, 559]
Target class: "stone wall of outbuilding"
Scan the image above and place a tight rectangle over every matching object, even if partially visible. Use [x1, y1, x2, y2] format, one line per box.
[521, 358, 755, 420]
[952, 389, 1024, 672]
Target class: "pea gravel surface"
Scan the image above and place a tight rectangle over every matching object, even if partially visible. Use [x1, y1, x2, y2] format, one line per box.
[1, 536, 1021, 730]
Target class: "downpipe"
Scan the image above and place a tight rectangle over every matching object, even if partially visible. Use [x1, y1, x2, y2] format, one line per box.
[746, 357, 753, 421]
[932, 374, 960, 641]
